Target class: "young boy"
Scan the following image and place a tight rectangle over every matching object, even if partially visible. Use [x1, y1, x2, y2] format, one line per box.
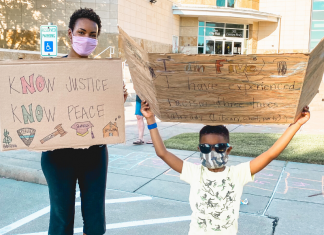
[140, 101, 310, 235]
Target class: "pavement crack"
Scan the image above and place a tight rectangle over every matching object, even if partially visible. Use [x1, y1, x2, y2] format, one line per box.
[132, 152, 196, 193]
[229, 125, 241, 132]
[262, 161, 288, 216]
[270, 197, 324, 206]
[266, 215, 279, 235]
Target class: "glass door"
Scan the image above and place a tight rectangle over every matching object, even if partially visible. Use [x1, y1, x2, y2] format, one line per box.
[215, 41, 223, 54]
[206, 40, 215, 54]
[224, 41, 233, 55]
[205, 40, 242, 55]
[233, 42, 242, 54]
[205, 40, 223, 54]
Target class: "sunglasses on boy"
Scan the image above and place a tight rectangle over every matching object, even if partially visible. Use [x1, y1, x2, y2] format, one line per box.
[198, 143, 230, 154]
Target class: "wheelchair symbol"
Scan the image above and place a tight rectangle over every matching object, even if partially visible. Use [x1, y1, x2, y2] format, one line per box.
[44, 41, 53, 52]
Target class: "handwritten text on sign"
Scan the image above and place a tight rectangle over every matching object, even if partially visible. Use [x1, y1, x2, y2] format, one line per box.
[120, 26, 324, 125]
[0, 59, 125, 151]
[9, 75, 109, 124]
[147, 55, 307, 124]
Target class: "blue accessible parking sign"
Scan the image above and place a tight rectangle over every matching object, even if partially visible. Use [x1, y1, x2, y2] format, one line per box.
[40, 25, 57, 57]
[44, 41, 53, 52]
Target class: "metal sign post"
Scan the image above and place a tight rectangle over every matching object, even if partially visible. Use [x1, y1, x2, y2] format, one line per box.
[40, 24, 58, 57]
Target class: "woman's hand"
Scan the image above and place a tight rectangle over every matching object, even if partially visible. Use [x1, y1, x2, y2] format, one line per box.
[123, 84, 128, 103]
[294, 106, 310, 126]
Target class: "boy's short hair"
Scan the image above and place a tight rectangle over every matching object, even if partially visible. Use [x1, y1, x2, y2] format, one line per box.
[69, 8, 102, 35]
[199, 125, 229, 143]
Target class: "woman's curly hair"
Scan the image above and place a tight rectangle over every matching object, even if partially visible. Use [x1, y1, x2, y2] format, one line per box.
[69, 8, 102, 35]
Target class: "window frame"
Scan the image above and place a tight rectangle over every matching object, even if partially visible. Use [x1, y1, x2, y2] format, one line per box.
[216, 0, 235, 8]
[197, 21, 249, 55]
[310, 0, 324, 51]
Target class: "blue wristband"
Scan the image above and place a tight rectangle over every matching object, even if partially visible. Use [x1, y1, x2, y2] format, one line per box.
[148, 123, 157, 130]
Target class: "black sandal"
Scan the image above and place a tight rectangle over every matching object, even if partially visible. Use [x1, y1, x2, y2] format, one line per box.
[133, 139, 144, 145]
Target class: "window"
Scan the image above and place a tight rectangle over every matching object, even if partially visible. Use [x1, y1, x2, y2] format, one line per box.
[206, 22, 225, 27]
[226, 24, 244, 29]
[198, 36, 204, 46]
[206, 28, 225, 37]
[216, 0, 225, 7]
[227, 0, 235, 7]
[310, 0, 324, 51]
[198, 21, 205, 53]
[197, 21, 249, 55]
[204, 22, 246, 38]
[216, 0, 235, 8]
[225, 29, 244, 38]
[313, 0, 324, 10]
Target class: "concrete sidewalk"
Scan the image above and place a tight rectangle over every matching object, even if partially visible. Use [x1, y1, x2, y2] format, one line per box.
[0, 107, 323, 185]
[1, 106, 324, 234]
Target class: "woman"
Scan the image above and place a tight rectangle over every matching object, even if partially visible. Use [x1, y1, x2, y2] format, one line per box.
[41, 8, 127, 235]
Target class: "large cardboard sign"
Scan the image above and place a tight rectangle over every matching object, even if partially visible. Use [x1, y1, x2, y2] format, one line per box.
[119, 27, 324, 125]
[0, 59, 125, 151]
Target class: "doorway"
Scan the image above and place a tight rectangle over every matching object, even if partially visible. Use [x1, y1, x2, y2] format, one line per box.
[233, 42, 242, 54]
[206, 40, 223, 54]
[205, 40, 242, 55]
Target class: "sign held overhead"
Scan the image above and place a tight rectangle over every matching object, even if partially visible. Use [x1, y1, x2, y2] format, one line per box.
[119, 27, 324, 125]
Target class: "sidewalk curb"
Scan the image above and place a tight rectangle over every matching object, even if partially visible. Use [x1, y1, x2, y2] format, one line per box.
[0, 163, 47, 186]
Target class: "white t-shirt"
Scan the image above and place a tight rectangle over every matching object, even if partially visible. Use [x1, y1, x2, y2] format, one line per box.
[180, 161, 254, 235]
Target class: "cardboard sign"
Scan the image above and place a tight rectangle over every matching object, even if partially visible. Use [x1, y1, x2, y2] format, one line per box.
[0, 59, 125, 151]
[119, 27, 324, 125]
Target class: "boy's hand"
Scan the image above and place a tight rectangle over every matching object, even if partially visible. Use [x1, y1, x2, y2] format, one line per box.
[141, 100, 154, 121]
[250, 106, 310, 175]
[141, 100, 183, 174]
[294, 106, 310, 126]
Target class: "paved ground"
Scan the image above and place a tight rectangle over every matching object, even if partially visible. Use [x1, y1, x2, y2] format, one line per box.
[0, 106, 324, 235]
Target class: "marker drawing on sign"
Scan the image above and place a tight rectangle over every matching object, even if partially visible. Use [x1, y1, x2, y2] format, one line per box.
[148, 66, 156, 78]
[277, 61, 287, 75]
[17, 128, 36, 147]
[2, 129, 17, 149]
[103, 121, 119, 137]
[3, 129, 12, 146]
[270, 62, 307, 78]
[71, 121, 95, 138]
[40, 124, 67, 144]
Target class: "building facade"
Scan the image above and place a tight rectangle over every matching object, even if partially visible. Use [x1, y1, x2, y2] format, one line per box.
[0, 0, 321, 58]
[0, 0, 323, 107]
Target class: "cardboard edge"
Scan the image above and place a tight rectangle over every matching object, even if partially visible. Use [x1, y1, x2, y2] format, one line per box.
[294, 38, 324, 121]
[292, 56, 311, 122]
[119, 60, 127, 144]
[118, 26, 162, 119]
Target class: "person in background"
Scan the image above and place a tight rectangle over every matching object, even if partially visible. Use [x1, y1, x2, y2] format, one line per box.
[133, 94, 152, 145]
[41, 8, 127, 235]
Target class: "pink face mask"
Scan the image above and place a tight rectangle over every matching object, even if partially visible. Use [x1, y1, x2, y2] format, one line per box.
[71, 33, 98, 57]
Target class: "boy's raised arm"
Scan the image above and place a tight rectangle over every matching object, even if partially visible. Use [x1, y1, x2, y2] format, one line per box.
[250, 107, 310, 175]
[141, 101, 183, 173]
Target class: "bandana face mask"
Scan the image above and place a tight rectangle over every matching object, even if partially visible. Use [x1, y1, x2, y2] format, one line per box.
[200, 151, 229, 169]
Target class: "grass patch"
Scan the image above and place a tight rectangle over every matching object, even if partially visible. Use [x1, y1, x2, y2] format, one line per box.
[164, 133, 324, 165]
